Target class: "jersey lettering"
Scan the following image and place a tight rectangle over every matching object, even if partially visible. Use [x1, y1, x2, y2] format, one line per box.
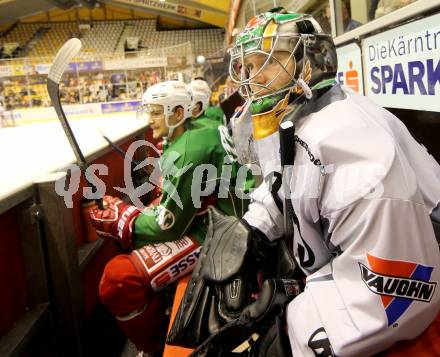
[360, 263, 436, 302]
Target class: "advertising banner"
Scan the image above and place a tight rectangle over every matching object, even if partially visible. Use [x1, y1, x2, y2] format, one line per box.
[101, 101, 141, 114]
[0, 65, 12, 77]
[104, 57, 167, 70]
[167, 56, 187, 67]
[10, 103, 102, 123]
[11, 64, 33, 76]
[336, 42, 364, 95]
[35, 63, 52, 75]
[362, 13, 440, 111]
[65, 61, 103, 73]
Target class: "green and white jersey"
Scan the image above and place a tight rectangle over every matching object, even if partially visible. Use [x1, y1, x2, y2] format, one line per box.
[133, 124, 255, 248]
[205, 105, 224, 125]
[191, 113, 221, 130]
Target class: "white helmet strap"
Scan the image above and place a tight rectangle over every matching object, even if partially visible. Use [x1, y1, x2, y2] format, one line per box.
[193, 101, 204, 118]
[164, 107, 187, 139]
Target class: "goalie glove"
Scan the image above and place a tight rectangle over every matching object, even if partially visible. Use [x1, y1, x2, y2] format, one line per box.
[167, 207, 299, 349]
[190, 278, 303, 357]
[89, 195, 141, 249]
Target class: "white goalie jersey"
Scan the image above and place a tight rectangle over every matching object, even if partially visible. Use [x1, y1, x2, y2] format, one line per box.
[243, 85, 440, 356]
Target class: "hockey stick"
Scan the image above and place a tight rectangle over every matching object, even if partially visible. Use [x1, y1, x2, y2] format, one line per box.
[279, 119, 296, 251]
[47, 38, 105, 209]
[94, 125, 147, 171]
[100, 133, 142, 168]
[98, 130, 150, 174]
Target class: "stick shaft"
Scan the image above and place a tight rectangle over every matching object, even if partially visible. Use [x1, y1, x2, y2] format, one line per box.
[47, 38, 104, 209]
[47, 79, 87, 169]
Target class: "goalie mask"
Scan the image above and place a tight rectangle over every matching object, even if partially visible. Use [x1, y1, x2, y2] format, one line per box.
[229, 9, 337, 141]
[137, 80, 193, 138]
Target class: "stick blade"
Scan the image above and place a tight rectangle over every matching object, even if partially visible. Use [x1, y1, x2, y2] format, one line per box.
[48, 38, 82, 84]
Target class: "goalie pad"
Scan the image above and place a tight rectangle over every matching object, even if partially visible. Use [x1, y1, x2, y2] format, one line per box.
[189, 278, 302, 357]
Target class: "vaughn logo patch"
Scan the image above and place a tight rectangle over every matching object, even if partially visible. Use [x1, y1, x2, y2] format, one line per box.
[359, 253, 437, 326]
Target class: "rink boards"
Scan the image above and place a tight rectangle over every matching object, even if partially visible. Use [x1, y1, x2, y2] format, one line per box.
[0, 111, 146, 213]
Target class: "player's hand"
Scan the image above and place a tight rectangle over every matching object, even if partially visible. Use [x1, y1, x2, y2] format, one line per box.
[89, 195, 141, 249]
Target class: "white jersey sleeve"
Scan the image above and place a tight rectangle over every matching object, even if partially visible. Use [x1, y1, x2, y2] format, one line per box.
[287, 197, 440, 356]
[284, 86, 440, 356]
[243, 181, 285, 241]
[243, 127, 286, 241]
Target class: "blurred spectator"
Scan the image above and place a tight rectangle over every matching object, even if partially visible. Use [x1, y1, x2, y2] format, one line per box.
[19, 97, 28, 108]
[68, 77, 78, 87]
[0, 64, 167, 109]
[369, 0, 381, 20]
[0, 96, 5, 127]
[324, 1, 362, 34]
[118, 90, 127, 101]
[150, 71, 159, 84]
[41, 97, 50, 107]
[129, 82, 143, 100]
[342, 1, 362, 32]
[32, 97, 42, 106]
[374, 0, 416, 19]
[106, 83, 114, 101]
[98, 85, 108, 102]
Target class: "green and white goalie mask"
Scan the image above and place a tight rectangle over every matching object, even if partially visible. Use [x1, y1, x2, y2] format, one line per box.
[229, 10, 337, 142]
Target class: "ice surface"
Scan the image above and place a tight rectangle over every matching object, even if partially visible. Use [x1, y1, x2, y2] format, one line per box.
[0, 112, 147, 203]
